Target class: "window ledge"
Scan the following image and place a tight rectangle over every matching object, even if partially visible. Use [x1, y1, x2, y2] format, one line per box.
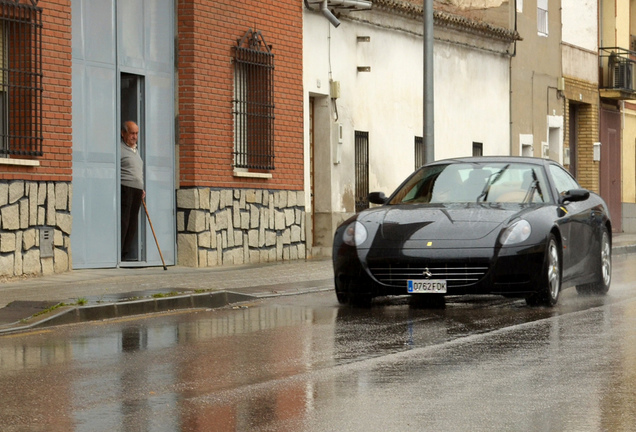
[233, 169, 272, 179]
[0, 158, 40, 167]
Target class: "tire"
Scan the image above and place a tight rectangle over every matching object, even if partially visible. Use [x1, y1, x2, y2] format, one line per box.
[334, 276, 350, 304]
[334, 276, 372, 307]
[526, 234, 561, 307]
[576, 227, 611, 295]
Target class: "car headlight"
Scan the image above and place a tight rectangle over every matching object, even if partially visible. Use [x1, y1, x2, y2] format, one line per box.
[499, 220, 531, 245]
[342, 221, 368, 246]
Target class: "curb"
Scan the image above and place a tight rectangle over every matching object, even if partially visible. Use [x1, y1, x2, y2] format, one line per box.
[0, 291, 256, 335]
[613, 245, 636, 256]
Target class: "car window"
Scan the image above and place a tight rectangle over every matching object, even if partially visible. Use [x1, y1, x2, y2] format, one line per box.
[549, 164, 580, 195]
[389, 162, 552, 205]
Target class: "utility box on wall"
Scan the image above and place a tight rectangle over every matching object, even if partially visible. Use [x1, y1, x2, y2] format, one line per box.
[39, 227, 54, 258]
[593, 142, 601, 161]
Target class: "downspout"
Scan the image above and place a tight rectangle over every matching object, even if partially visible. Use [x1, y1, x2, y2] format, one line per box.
[304, 1, 372, 27]
[331, 0, 372, 8]
[304, 0, 341, 28]
[320, 1, 341, 28]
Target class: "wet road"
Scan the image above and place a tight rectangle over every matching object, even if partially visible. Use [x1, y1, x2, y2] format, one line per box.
[2, 256, 636, 431]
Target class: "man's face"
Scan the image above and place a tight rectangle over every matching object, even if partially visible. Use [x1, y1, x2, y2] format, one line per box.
[122, 123, 139, 148]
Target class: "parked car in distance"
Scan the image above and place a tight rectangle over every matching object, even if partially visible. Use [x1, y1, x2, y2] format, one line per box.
[333, 156, 612, 307]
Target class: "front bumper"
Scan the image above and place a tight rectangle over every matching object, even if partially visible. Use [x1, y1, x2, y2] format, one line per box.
[333, 242, 546, 298]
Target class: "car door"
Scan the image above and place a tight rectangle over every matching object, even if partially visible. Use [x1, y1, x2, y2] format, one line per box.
[549, 164, 596, 282]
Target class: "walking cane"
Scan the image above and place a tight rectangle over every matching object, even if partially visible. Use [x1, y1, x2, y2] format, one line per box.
[142, 198, 167, 270]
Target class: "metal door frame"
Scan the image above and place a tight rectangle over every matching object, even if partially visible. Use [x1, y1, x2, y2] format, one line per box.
[119, 72, 147, 265]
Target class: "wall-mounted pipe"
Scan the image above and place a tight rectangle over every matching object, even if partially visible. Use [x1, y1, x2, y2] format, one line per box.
[304, 0, 372, 27]
[321, 1, 341, 27]
[328, 0, 372, 9]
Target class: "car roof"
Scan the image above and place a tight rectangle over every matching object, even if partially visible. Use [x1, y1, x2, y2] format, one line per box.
[426, 156, 550, 167]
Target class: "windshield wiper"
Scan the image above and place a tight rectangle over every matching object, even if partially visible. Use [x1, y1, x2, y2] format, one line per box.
[476, 164, 510, 202]
[522, 169, 544, 203]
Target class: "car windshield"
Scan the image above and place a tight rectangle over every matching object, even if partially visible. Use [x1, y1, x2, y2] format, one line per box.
[388, 162, 553, 205]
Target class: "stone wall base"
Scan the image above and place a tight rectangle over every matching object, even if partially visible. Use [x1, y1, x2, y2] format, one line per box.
[176, 188, 306, 267]
[0, 181, 72, 277]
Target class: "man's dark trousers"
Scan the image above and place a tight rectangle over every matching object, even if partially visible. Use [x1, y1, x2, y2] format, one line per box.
[121, 185, 143, 260]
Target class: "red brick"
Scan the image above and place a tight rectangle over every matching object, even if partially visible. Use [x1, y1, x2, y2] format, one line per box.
[177, 0, 303, 191]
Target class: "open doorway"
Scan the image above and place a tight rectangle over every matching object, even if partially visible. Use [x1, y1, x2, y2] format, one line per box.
[120, 73, 146, 263]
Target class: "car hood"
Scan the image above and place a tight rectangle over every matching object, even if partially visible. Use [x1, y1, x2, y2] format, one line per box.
[359, 204, 527, 243]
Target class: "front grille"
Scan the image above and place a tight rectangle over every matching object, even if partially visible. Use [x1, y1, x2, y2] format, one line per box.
[369, 264, 489, 288]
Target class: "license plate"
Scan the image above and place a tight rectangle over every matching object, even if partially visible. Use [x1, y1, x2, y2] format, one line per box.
[407, 280, 447, 293]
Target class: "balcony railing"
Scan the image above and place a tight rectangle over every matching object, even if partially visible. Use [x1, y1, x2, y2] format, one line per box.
[599, 47, 636, 99]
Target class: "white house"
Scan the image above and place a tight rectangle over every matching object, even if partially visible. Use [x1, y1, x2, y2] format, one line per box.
[303, 0, 518, 255]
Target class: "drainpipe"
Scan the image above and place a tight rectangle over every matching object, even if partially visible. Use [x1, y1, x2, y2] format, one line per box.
[329, 0, 372, 8]
[320, 1, 341, 28]
[304, 1, 373, 27]
[304, 0, 340, 27]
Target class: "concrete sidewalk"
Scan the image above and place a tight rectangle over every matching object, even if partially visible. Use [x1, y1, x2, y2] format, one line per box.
[0, 257, 334, 334]
[1, 232, 635, 334]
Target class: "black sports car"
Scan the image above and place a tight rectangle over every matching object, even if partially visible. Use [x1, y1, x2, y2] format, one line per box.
[333, 156, 612, 307]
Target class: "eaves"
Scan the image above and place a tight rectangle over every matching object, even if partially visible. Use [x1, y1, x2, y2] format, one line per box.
[371, 0, 521, 43]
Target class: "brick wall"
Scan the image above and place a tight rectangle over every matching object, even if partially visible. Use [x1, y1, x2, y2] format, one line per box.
[175, 1, 305, 268]
[177, 0, 304, 191]
[563, 77, 599, 193]
[0, 0, 72, 182]
[0, 1, 73, 277]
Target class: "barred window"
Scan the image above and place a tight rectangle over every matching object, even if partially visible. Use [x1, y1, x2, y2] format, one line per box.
[233, 29, 274, 171]
[414, 136, 424, 170]
[355, 131, 369, 213]
[0, 0, 42, 157]
[473, 141, 483, 156]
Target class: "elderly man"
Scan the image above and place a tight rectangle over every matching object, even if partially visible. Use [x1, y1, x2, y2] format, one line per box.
[120, 120, 145, 260]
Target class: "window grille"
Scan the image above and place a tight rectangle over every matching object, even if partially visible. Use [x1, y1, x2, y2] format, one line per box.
[233, 29, 275, 170]
[0, 0, 42, 157]
[414, 136, 424, 170]
[355, 131, 369, 212]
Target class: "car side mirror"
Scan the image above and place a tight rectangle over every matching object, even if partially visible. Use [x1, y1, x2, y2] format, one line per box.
[559, 188, 590, 204]
[368, 192, 388, 205]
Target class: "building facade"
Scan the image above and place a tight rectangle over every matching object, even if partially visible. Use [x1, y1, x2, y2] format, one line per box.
[0, 0, 72, 277]
[303, 0, 518, 254]
[561, 0, 602, 217]
[509, 0, 564, 164]
[0, 0, 306, 278]
[598, 0, 636, 233]
[174, 1, 305, 267]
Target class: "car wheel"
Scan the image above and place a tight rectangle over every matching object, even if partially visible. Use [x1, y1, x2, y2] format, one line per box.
[576, 227, 611, 295]
[334, 276, 372, 307]
[526, 234, 561, 307]
[334, 277, 349, 304]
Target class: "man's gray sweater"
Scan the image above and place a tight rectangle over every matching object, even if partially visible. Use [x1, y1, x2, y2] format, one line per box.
[120, 141, 144, 190]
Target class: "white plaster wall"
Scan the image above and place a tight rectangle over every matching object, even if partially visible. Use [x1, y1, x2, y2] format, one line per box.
[562, 0, 597, 50]
[433, 40, 510, 161]
[304, 9, 510, 213]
